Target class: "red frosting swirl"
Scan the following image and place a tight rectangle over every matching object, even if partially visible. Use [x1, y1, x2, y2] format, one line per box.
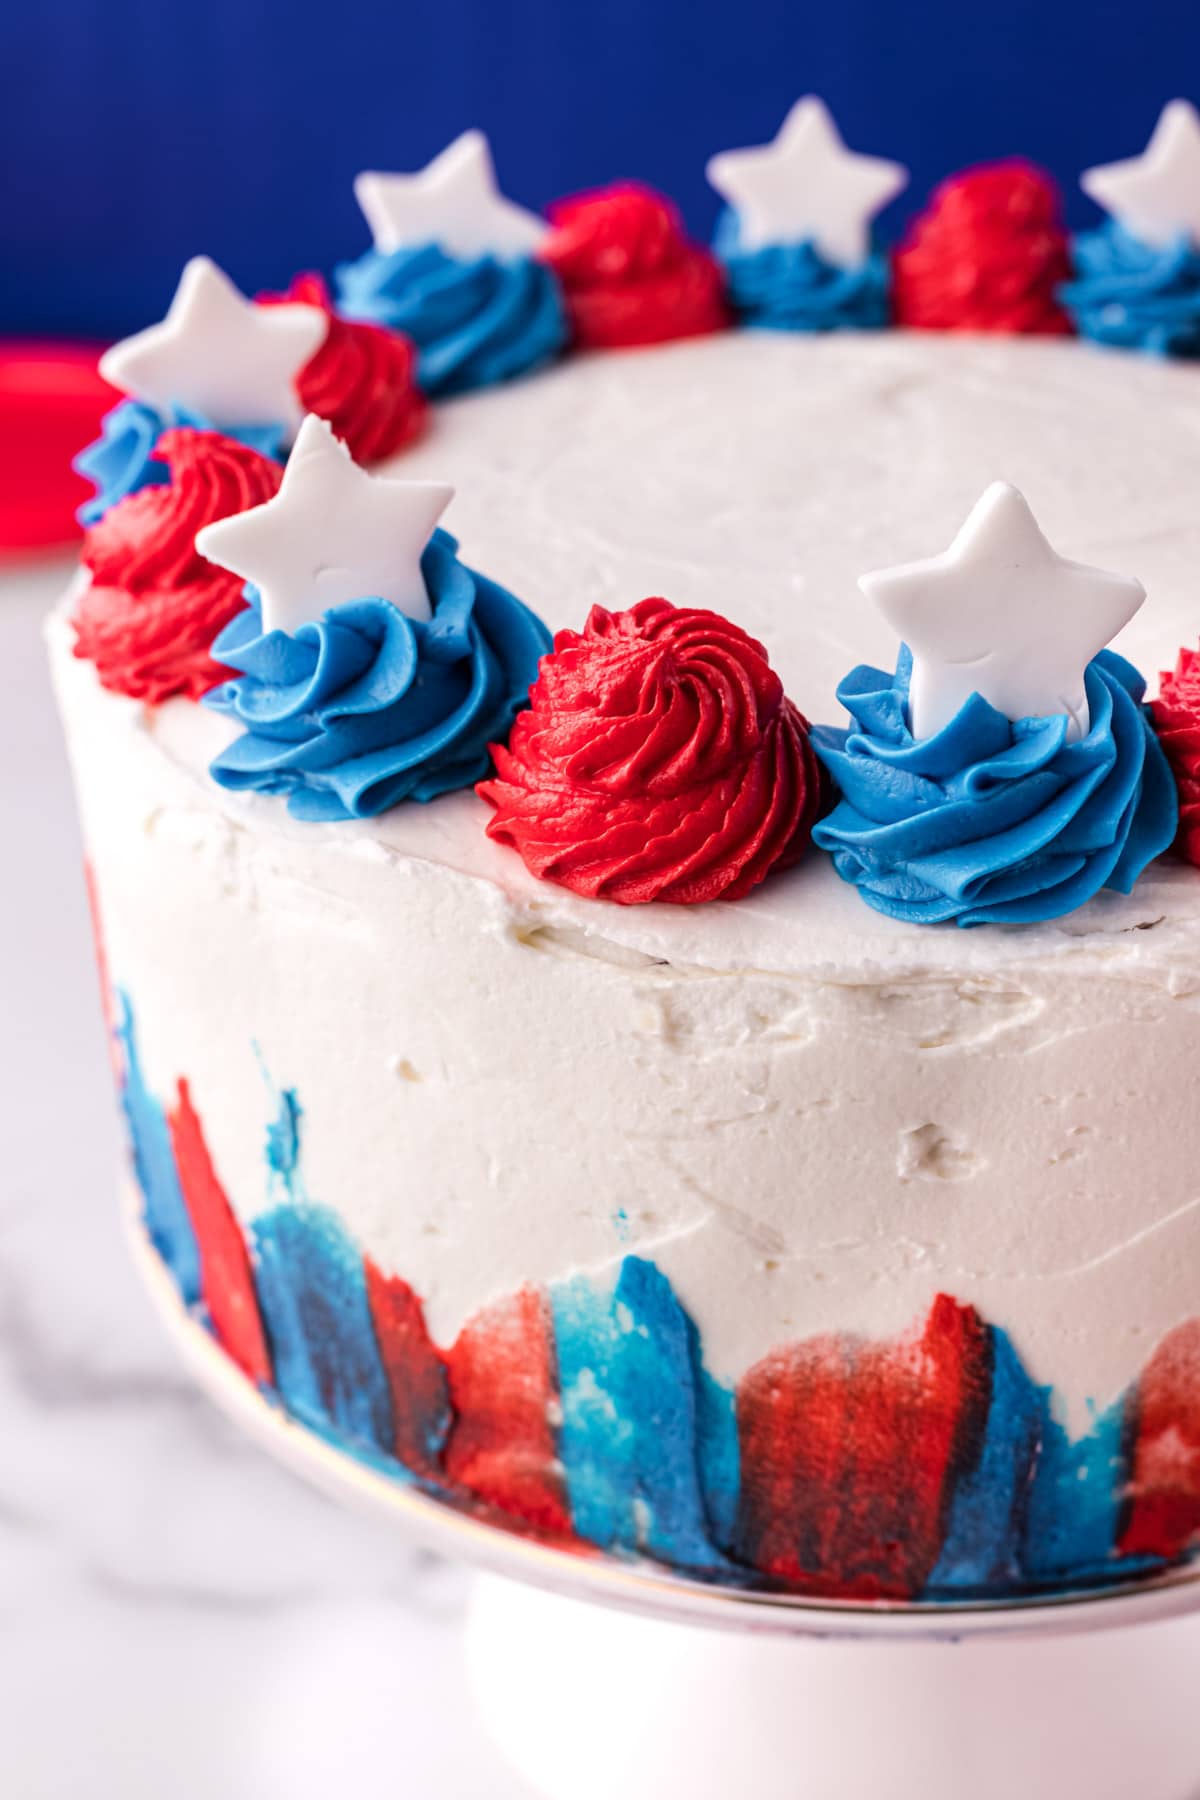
[260, 273, 428, 463]
[541, 184, 730, 349]
[478, 598, 822, 904]
[892, 160, 1074, 335]
[1152, 647, 1200, 865]
[74, 427, 282, 703]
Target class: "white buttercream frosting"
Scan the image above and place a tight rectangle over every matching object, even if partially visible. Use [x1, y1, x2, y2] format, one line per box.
[51, 330, 1200, 1434]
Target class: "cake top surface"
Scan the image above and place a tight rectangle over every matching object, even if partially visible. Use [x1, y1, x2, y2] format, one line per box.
[380, 329, 1200, 711]
[73, 326, 1200, 982]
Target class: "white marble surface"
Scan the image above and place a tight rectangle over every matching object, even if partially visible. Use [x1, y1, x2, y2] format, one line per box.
[0, 557, 530, 1799]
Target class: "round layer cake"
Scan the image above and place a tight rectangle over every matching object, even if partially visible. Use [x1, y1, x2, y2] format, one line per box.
[52, 329, 1200, 1601]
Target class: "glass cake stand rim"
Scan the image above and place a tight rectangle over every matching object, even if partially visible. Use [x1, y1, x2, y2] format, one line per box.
[123, 1193, 1200, 1644]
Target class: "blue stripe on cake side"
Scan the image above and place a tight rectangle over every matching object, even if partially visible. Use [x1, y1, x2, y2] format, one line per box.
[115, 990, 201, 1305]
[1021, 1391, 1131, 1585]
[550, 1254, 732, 1570]
[247, 1078, 394, 1457]
[927, 1325, 1045, 1594]
[251, 1202, 394, 1457]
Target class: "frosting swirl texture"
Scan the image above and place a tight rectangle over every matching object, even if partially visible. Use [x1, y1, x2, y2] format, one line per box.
[74, 400, 281, 526]
[541, 184, 730, 348]
[478, 599, 822, 905]
[893, 161, 1073, 335]
[1061, 224, 1200, 357]
[811, 648, 1176, 925]
[259, 273, 429, 459]
[204, 530, 550, 820]
[714, 210, 890, 331]
[74, 428, 283, 703]
[334, 245, 567, 395]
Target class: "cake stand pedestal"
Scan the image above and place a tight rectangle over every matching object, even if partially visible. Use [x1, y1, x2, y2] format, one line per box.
[128, 1210, 1200, 1800]
[467, 1573, 1200, 1800]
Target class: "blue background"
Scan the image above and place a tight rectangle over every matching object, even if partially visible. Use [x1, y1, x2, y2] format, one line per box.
[4, 0, 1198, 338]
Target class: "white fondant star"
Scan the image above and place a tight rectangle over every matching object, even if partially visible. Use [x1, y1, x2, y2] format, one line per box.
[706, 96, 908, 265]
[99, 256, 326, 434]
[1082, 99, 1200, 250]
[195, 415, 454, 637]
[354, 129, 547, 261]
[859, 482, 1146, 743]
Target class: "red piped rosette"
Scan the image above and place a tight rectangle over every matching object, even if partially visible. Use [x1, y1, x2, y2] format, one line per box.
[892, 160, 1074, 336]
[478, 598, 823, 905]
[259, 273, 428, 463]
[540, 183, 730, 350]
[1152, 647, 1200, 865]
[74, 427, 282, 704]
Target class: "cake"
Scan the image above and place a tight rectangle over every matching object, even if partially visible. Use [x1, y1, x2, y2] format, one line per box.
[50, 104, 1200, 1604]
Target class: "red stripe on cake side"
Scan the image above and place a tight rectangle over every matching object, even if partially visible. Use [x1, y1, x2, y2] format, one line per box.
[444, 1284, 573, 1536]
[1119, 1319, 1200, 1561]
[734, 1293, 992, 1598]
[363, 1259, 452, 1481]
[167, 1078, 272, 1385]
[82, 860, 121, 1075]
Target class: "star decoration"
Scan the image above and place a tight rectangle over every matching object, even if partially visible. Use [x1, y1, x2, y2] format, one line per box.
[99, 256, 327, 435]
[354, 129, 547, 262]
[858, 482, 1146, 743]
[1082, 99, 1200, 250]
[195, 415, 454, 637]
[706, 96, 908, 265]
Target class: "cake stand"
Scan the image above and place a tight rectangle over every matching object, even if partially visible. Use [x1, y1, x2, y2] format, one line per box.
[127, 1208, 1200, 1800]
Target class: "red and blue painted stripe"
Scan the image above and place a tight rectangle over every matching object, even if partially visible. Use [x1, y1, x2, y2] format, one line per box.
[109, 983, 1200, 1601]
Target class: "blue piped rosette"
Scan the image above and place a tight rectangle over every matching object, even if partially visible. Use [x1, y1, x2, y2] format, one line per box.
[203, 528, 550, 821]
[1061, 222, 1200, 357]
[334, 243, 567, 396]
[74, 400, 284, 526]
[713, 209, 890, 332]
[810, 646, 1177, 926]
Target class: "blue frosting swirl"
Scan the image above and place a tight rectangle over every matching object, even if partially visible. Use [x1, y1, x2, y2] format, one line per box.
[334, 243, 568, 395]
[810, 648, 1177, 926]
[74, 400, 284, 525]
[713, 210, 890, 332]
[203, 529, 551, 821]
[1061, 222, 1200, 356]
